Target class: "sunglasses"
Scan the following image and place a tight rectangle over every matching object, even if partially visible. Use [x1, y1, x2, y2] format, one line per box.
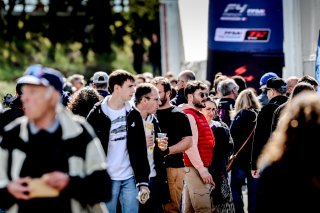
[199, 92, 209, 98]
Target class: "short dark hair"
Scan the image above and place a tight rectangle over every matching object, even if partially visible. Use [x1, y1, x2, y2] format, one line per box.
[108, 69, 135, 94]
[135, 83, 156, 105]
[184, 80, 208, 99]
[151, 76, 172, 93]
[232, 75, 247, 93]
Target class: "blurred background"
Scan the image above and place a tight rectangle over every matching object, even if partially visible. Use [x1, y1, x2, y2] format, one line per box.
[1, 0, 320, 102]
[0, 0, 161, 97]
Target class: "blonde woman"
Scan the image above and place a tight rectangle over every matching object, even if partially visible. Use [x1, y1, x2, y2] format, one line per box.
[229, 88, 261, 213]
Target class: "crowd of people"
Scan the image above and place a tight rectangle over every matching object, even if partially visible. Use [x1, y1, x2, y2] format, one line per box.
[0, 65, 320, 213]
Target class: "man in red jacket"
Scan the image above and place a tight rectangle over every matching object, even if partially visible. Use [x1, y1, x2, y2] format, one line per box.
[180, 80, 215, 212]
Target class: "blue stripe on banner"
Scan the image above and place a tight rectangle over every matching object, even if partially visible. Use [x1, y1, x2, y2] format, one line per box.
[315, 30, 320, 94]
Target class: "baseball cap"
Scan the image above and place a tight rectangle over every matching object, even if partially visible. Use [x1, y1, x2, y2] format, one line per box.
[92, 71, 108, 84]
[266, 77, 287, 90]
[260, 72, 279, 89]
[17, 64, 64, 94]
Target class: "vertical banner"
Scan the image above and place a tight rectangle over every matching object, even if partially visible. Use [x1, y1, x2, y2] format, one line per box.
[206, 0, 284, 91]
[315, 30, 320, 94]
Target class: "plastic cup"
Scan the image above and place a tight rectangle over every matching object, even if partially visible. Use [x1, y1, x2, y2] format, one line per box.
[156, 133, 167, 149]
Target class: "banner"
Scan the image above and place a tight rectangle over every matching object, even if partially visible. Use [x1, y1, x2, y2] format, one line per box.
[315, 30, 320, 94]
[206, 0, 284, 90]
[208, 0, 283, 53]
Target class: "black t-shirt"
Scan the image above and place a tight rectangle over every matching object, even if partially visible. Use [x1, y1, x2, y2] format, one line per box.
[156, 106, 192, 168]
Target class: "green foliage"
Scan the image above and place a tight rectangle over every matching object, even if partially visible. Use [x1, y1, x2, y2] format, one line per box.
[0, 81, 16, 101]
[129, 0, 160, 20]
[0, 0, 160, 82]
[0, 32, 147, 82]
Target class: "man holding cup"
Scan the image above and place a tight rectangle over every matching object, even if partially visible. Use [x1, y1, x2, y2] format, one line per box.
[134, 83, 168, 213]
[151, 77, 192, 213]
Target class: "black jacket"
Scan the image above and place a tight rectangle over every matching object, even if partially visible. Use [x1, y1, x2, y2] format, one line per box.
[251, 95, 288, 170]
[86, 100, 150, 187]
[171, 88, 187, 106]
[230, 109, 258, 171]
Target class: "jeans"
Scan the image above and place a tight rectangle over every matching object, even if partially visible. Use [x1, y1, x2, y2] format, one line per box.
[230, 164, 258, 213]
[106, 176, 139, 213]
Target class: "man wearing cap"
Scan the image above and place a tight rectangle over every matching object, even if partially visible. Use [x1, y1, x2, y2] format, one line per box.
[92, 71, 110, 97]
[0, 66, 111, 212]
[258, 72, 279, 106]
[251, 77, 288, 176]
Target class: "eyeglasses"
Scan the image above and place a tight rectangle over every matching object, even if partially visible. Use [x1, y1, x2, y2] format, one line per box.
[199, 92, 209, 98]
[145, 96, 160, 102]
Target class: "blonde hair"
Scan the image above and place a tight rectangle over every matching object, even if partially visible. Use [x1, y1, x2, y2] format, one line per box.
[231, 88, 261, 119]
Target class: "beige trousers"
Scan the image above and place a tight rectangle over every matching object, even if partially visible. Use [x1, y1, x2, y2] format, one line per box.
[181, 167, 213, 213]
[162, 167, 186, 213]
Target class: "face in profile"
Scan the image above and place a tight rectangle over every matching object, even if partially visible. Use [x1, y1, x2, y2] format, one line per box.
[192, 89, 208, 109]
[118, 80, 136, 102]
[144, 89, 161, 114]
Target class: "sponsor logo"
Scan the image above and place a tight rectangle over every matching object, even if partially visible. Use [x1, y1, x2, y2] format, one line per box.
[247, 9, 266, 16]
[214, 28, 270, 42]
[220, 3, 266, 21]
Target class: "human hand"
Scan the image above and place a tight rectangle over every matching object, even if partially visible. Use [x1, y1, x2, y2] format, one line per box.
[42, 171, 69, 191]
[199, 169, 215, 186]
[157, 137, 168, 151]
[7, 177, 32, 200]
[137, 186, 150, 204]
[251, 170, 260, 178]
[146, 135, 154, 148]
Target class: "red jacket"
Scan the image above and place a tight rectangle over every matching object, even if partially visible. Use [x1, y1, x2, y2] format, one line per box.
[183, 108, 215, 167]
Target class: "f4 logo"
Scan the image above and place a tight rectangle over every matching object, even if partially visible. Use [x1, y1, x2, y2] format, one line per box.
[224, 4, 248, 14]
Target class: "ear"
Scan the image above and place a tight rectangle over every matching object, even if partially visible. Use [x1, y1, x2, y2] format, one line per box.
[166, 90, 171, 98]
[186, 93, 193, 102]
[142, 97, 148, 104]
[46, 91, 60, 107]
[114, 84, 120, 93]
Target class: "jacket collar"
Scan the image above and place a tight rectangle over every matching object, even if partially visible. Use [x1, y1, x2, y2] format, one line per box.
[6, 104, 83, 142]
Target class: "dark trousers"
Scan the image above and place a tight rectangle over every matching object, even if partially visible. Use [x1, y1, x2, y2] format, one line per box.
[139, 176, 162, 213]
[231, 164, 258, 213]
